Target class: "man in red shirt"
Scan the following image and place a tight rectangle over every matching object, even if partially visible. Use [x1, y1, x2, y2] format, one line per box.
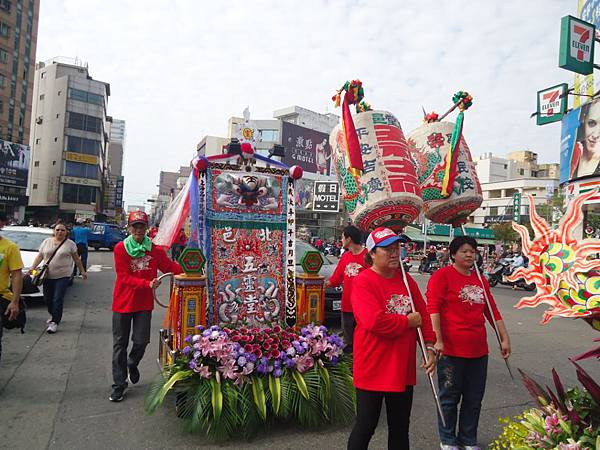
[326, 225, 367, 352]
[109, 211, 182, 402]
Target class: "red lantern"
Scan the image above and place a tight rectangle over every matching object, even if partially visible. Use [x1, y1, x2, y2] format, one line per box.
[289, 165, 303, 180]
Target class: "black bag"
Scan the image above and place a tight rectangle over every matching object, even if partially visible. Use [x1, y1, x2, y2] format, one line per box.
[31, 238, 67, 287]
[0, 296, 26, 333]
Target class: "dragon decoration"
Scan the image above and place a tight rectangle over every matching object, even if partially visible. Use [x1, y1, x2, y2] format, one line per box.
[507, 190, 600, 325]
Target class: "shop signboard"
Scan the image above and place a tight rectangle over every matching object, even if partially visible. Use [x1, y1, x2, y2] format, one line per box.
[559, 15, 595, 75]
[61, 175, 102, 187]
[282, 122, 331, 175]
[536, 83, 568, 125]
[0, 139, 30, 188]
[574, 0, 600, 107]
[65, 151, 99, 165]
[312, 181, 339, 212]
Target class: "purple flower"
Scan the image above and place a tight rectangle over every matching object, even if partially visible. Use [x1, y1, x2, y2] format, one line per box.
[237, 356, 247, 366]
[273, 368, 283, 378]
[284, 358, 295, 368]
[182, 345, 192, 355]
[184, 335, 192, 344]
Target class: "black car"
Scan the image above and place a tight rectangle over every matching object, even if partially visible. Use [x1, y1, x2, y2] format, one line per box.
[295, 241, 341, 325]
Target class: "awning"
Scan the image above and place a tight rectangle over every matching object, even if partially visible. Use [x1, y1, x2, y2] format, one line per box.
[402, 226, 496, 245]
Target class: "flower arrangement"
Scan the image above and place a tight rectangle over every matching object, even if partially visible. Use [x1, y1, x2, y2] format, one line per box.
[491, 363, 600, 450]
[146, 324, 355, 440]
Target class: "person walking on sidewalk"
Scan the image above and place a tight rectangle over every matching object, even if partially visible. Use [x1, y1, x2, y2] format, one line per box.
[71, 219, 89, 276]
[0, 213, 23, 362]
[348, 227, 436, 450]
[325, 225, 367, 353]
[109, 211, 182, 402]
[426, 236, 511, 450]
[29, 223, 87, 334]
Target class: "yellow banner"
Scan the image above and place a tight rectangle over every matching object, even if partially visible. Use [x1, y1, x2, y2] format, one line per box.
[65, 151, 98, 165]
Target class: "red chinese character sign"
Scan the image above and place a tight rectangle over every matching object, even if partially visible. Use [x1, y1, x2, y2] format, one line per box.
[330, 110, 422, 232]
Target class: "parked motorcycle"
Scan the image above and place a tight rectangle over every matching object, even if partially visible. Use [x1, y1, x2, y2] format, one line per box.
[418, 257, 439, 274]
[486, 260, 535, 291]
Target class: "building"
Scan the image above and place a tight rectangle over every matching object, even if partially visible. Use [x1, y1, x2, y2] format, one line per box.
[471, 151, 560, 226]
[27, 59, 110, 223]
[150, 165, 192, 224]
[0, 0, 39, 220]
[105, 118, 125, 221]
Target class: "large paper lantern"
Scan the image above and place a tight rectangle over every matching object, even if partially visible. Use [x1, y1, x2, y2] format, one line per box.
[330, 110, 422, 231]
[407, 121, 482, 226]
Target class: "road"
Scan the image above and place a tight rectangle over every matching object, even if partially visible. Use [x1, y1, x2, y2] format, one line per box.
[1, 251, 598, 450]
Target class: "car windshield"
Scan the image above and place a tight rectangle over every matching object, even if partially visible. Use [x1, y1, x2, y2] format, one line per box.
[0, 230, 49, 251]
[295, 241, 334, 265]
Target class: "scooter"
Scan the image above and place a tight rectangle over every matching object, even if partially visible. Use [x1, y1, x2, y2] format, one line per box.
[418, 257, 439, 274]
[402, 257, 412, 273]
[486, 260, 536, 291]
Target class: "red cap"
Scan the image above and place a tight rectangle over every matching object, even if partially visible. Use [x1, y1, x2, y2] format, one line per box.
[128, 210, 149, 226]
[366, 227, 400, 251]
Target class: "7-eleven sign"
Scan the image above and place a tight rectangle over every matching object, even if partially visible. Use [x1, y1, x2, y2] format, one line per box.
[536, 83, 568, 125]
[559, 15, 595, 75]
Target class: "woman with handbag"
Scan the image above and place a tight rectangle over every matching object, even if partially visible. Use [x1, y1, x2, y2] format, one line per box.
[28, 224, 87, 333]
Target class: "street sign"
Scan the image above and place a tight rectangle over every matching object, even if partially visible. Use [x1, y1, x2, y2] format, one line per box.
[536, 84, 568, 125]
[312, 181, 339, 212]
[559, 15, 595, 75]
[513, 192, 522, 223]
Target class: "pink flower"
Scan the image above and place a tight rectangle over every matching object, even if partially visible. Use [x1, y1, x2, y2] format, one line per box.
[295, 354, 315, 373]
[218, 360, 238, 381]
[195, 364, 211, 379]
[544, 414, 560, 435]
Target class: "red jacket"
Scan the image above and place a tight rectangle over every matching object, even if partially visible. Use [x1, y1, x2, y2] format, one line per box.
[112, 241, 183, 313]
[426, 265, 502, 358]
[352, 268, 435, 392]
[328, 248, 367, 312]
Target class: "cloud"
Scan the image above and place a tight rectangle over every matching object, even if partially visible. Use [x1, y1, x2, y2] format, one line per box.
[37, 0, 574, 207]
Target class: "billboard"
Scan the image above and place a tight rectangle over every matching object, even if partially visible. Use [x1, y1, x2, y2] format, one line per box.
[313, 181, 340, 212]
[0, 139, 29, 188]
[573, 0, 600, 107]
[560, 98, 600, 183]
[281, 122, 331, 175]
[294, 178, 314, 210]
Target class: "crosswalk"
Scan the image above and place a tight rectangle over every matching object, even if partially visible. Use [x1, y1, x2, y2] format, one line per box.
[87, 265, 112, 273]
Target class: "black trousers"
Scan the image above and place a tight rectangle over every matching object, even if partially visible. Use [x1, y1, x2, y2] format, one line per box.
[112, 311, 152, 388]
[341, 312, 356, 353]
[348, 386, 414, 450]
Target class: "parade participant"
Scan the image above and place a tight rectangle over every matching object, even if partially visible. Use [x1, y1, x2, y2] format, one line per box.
[29, 223, 86, 334]
[0, 213, 23, 362]
[71, 219, 89, 276]
[426, 235, 511, 450]
[170, 227, 187, 260]
[109, 211, 182, 402]
[149, 223, 159, 240]
[348, 227, 436, 450]
[325, 225, 367, 352]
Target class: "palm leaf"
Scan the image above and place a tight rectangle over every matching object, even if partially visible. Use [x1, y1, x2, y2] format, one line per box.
[251, 376, 267, 421]
[210, 378, 223, 423]
[145, 370, 193, 414]
[268, 375, 282, 416]
[292, 370, 310, 400]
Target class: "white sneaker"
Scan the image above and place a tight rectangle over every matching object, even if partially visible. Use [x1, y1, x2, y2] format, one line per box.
[463, 447, 481, 450]
[440, 445, 461, 450]
[46, 322, 58, 334]
[46, 317, 52, 324]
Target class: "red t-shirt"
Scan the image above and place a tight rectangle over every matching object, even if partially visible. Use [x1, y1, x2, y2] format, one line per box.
[329, 248, 368, 312]
[426, 265, 502, 358]
[352, 268, 435, 392]
[112, 241, 183, 313]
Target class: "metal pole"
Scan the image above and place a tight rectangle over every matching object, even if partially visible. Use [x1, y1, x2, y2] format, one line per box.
[460, 225, 514, 380]
[398, 259, 447, 427]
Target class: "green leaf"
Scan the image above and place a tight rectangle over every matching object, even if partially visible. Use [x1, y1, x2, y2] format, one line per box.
[210, 377, 223, 423]
[319, 365, 331, 402]
[251, 376, 267, 421]
[145, 370, 193, 414]
[268, 376, 282, 415]
[292, 371, 310, 400]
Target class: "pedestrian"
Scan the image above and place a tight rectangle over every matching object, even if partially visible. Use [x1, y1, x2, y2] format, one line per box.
[71, 219, 89, 276]
[149, 223, 159, 240]
[325, 225, 367, 353]
[0, 213, 23, 362]
[348, 227, 436, 450]
[109, 211, 182, 402]
[171, 227, 187, 260]
[29, 223, 87, 334]
[426, 235, 511, 450]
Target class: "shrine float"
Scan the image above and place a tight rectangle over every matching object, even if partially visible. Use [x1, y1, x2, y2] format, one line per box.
[145, 113, 354, 440]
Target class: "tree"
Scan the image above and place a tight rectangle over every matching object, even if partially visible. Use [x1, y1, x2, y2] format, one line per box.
[491, 222, 519, 244]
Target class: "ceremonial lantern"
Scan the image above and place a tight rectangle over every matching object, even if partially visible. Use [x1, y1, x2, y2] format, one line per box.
[330, 81, 422, 231]
[407, 91, 482, 227]
[295, 250, 326, 327]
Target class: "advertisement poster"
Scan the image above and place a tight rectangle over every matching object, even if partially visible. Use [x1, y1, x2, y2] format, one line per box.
[0, 139, 30, 188]
[574, 0, 600, 107]
[294, 178, 314, 210]
[282, 122, 331, 175]
[560, 98, 600, 183]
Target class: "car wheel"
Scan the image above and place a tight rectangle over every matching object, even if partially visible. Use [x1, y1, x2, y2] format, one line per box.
[94, 246, 100, 251]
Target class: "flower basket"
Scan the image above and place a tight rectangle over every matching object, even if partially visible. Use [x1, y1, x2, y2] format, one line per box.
[145, 324, 356, 440]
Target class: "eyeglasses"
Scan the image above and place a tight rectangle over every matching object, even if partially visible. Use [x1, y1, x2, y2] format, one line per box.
[55, 229, 67, 232]
[379, 244, 400, 255]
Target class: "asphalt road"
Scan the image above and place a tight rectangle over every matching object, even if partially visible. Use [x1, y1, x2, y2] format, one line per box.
[1, 251, 599, 450]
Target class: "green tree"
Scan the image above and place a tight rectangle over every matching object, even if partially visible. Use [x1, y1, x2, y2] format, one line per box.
[491, 222, 519, 244]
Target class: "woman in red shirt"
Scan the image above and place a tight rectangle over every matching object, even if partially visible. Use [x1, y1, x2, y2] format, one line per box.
[348, 227, 436, 450]
[426, 236, 511, 450]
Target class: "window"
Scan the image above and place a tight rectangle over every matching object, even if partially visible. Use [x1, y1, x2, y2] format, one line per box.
[0, 0, 11, 12]
[68, 88, 104, 107]
[489, 206, 499, 216]
[503, 164, 508, 169]
[62, 184, 96, 204]
[40, 71, 45, 79]
[65, 135, 101, 156]
[0, 48, 7, 64]
[0, 73, 5, 89]
[33, 161, 39, 167]
[35, 138, 40, 144]
[39, 94, 44, 100]
[64, 161, 98, 179]
[0, 22, 9, 38]
[68, 112, 103, 134]
[32, 183, 37, 189]
[519, 168, 524, 176]
[259, 129, 279, 141]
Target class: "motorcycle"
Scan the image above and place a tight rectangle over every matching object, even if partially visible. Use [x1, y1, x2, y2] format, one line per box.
[418, 257, 439, 274]
[486, 260, 536, 291]
[402, 257, 412, 273]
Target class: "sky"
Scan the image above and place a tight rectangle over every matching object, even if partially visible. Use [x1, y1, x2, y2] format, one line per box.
[36, 0, 574, 209]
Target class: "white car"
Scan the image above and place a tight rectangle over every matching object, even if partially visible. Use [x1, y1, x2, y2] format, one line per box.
[0, 226, 55, 299]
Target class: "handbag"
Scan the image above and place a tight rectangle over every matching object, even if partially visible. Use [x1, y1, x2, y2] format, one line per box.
[0, 296, 26, 333]
[31, 238, 68, 287]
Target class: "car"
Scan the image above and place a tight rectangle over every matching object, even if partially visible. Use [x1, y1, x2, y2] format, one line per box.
[295, 240, 341, 324]
[0, 226, 55, 299]
[88, 222, 126, 251]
